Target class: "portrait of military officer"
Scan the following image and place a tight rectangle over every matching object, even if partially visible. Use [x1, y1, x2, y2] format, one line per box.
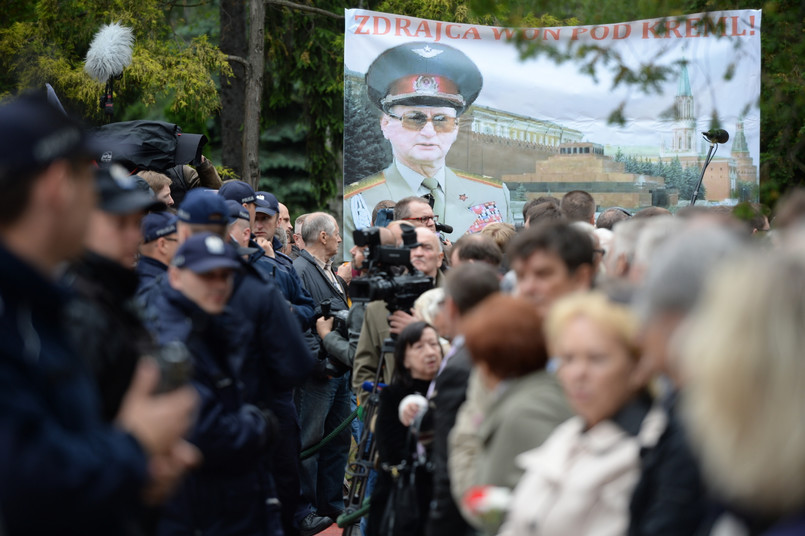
[343, 41, 512, 251]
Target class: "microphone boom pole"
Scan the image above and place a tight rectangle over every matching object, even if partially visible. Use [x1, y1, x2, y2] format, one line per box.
[690, 130, 729, 206]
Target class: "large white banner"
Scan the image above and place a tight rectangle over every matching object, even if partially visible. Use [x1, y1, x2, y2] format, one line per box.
[343, 9, 761, 248]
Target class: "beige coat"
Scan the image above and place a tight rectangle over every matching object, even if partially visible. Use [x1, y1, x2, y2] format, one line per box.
[449, 369, 573, 533]
[497, 405, 667, 536]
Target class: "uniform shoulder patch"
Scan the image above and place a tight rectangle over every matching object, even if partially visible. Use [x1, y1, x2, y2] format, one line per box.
[453, 169, 504, 188]
[344, 172, 387, 198]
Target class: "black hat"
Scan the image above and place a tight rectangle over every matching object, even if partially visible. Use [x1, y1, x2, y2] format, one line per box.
[96, 164, 165, 214]
[255, 191, 279, 216]
[224, 199, 250, 224]
[0, 93, 102, 175]
[171, 232, 241, 274]
[141, 211, 178, 243]
[366, 42, 483, 116]
[218, 180, 256, 204]
[177, 189, 229, 225]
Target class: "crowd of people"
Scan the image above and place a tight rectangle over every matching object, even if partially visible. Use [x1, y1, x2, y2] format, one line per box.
[3, 88, 805, 536]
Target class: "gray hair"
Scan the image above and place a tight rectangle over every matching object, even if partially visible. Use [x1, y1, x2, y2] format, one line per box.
[681, 248, 805, 515]
[609, 217, 648, 266]
[634, 226, 743, 321]
[301, 212, 336, 244]
[294, 213, 309, 235]
[632, 216, 682, 274]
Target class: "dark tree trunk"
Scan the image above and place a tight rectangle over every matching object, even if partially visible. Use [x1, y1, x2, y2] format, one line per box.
[242, 0, 265, 189]
[220, 0, 247, 179]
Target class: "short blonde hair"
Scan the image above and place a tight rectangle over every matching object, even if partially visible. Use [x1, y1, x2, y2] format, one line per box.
[137, 170, 172, 193]
[544, 291, 640, 360]
[680, 249, 805, 516]
[480, 222, 516, 254]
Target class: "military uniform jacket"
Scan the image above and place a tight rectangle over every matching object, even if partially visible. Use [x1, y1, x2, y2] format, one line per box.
[343, 162, 512, 250]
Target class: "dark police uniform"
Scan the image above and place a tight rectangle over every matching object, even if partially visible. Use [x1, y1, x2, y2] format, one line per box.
[0, 243, 149, 535]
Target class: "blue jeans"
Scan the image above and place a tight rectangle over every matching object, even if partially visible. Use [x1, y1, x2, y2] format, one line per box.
[296, 373, 352, 518]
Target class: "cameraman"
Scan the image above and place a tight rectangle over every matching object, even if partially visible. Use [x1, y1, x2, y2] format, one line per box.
[353, 226, 445, 406]
[315, 227, 395, 368]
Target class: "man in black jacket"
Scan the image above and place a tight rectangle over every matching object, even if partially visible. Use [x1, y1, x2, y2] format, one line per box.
[422, 262, 501, 536]
[293, 212, 351, 535]
[0, 93, 198, 536]
[63, 163, 164, 421]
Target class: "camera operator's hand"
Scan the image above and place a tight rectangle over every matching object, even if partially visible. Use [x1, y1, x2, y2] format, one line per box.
[117, 358, 199, 457]
[142, 439, 202, 505]
[316, 316, 334, 339]
[256, 236, 275, 258]
[388, 309, 417, 335]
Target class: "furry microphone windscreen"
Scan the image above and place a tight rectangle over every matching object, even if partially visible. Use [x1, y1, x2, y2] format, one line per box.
[84, 22, 135, 83]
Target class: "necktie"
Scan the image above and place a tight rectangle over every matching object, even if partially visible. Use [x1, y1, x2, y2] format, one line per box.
[421, 177, 444, 221]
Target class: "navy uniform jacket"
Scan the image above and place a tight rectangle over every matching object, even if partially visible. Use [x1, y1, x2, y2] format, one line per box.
[246, 238, 316, 331]
[151, 282, 272, 536]
[135, 254, 168, 299]
[343, 161, 512, 251]
[227, 261, 315, 406]
[0, 243, 148, 535]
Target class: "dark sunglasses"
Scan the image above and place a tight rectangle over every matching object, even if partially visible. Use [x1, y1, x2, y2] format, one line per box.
[387, 111, 458, 133]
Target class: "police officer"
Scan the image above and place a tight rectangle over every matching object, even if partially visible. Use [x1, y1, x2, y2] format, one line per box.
[170, 193, 316, 536]
[152, 233, 276, 535]
[137, 210, 179, 298]
[63, 163, 165, 422]
[344, 41, 512, 251]
[0, 93, 198, 535]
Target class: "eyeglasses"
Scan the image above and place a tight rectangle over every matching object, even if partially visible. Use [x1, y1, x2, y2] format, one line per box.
[387, 111, 458, 133]
[402, 215, 439, 224]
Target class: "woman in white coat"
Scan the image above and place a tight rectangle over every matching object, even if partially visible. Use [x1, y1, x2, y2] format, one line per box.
[498, 291, 665, 536]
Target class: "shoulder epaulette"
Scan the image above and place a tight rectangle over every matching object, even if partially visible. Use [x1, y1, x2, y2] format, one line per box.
[344, 172, 387, 198]
[454, 169, 504, 188]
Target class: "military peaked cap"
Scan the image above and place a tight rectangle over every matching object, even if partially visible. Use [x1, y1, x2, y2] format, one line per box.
[366, 42, 483, 116]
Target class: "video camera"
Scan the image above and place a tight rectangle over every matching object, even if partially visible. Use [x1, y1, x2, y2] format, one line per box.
[349, 226, 434, 313]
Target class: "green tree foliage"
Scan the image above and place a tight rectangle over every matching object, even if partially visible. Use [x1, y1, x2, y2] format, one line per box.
[0, 0, 230, 124]
[262, 0, 353, 208]
[343, 74, 392, 184]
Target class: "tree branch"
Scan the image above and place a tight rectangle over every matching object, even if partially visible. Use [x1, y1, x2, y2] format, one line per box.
[226, 55, 249, 68]
[265, 0, 344, 20]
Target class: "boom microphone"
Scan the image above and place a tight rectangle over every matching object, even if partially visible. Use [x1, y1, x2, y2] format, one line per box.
[84, 22, 135, 83]
[702, 129, 729, 144]
[435, 221, 453, 234]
